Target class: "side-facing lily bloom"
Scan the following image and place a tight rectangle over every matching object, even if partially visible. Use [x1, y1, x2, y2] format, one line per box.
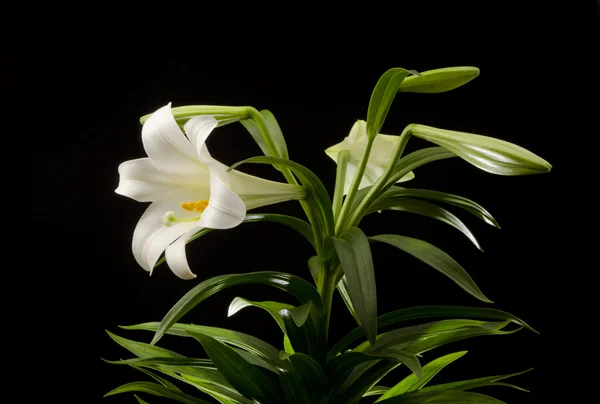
[115, 104, 306, 280]
[325, 120, 414, 194]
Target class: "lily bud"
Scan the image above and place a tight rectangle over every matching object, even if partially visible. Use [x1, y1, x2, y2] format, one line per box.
[411, 124, 552, 175]
[398, 66, 480, 93]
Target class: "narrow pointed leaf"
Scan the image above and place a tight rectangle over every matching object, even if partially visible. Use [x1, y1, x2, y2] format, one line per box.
[240, 118, 271, 157]
[377, 351, 467, 401]
[337, 275, 362, 326]
[104, 381, 212, 404]
[227, 297, 294, 333]
[189, 332, 281, 404]
[420, 368, 532, 393]
[132, 366, 182, 392]
[367, 68, 414, 138]
[333, 227, 378, 344]
[377, 390, 506, 403]
[365, 385, 390, 397]
[229, 156, 334, 235]
[329, 305, 536, 359]
[150, 271, 322, 345]
[398, 66, 480, 93]
[379, 187, 499, 228]
[369, 198, 482, 250]
[279, 367, 312, 404]
[134, 395, 150, 404]
[122, 322, 285, 369]
[260, 109, 289, 159]
[104, 357, 214, 368]
[353, 319, 510, 354]
[387, 147, 457, 187]
[411, 124, 551, 176]
[370, 235, 492, 303]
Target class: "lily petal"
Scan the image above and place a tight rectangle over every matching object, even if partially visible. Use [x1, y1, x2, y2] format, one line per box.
[184, 117, 246, 229]
[142, 104, 210, 186]
[115, 158, 178, 202]
[165, 225, 202, 280]
[132, 188, 208, 272]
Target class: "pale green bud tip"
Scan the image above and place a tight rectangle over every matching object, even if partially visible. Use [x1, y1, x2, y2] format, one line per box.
[399, 66, 480, 94]
[162, 211, 175, 227]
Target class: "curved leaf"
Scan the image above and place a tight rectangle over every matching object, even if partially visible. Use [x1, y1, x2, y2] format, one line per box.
[229, 156, 334, 235]
[121, 322, 284, 370]
[333, 227, 378, 345]
[369, 198, 482, 250]
[397, 66, 480, 93]
[329, 305, 537, 359]
[260, 109, 289, 159]
[377, 390, 506, 403]
[328, 349, 421, 404]
[150, 271, 322, 345]
[134, 395, 150, 404]
[386, 147, 457, 187]
[364, 385, 390, 397]
[104, 381, 212, 404]
[104, 357, 214, 369]
[227, 297, 293, 333]
[189, 332, 281, 404]
[420, 368, 532, 393]
[353, 319, 512, 354]
[132, 366, 182, 392]
[337, 275, 362, 326]
[379, 187, 499, 228]
[376, 351, 467, 401]
[279, 367, 312, 404]
[367, 68, 414, 138]
[411, 124, 551, 176]
[370, 234, 492, 303]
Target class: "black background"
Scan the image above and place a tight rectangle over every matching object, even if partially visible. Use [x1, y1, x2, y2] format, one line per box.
[18, 21, 595, 403]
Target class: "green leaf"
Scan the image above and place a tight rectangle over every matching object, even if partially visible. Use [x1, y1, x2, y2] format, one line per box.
[337, 275, 362, 326]
[420, 368, 532, 393]
[329, 305, 536, 359]
[370, 235, 492, 303]
[369, 198, 482, 251]
[377, 390, 506, 403]
[387, 147, 457, 187]
[287, 353, 329, 402]
[150, 271, 322, 345]
[122, 322, 285, 370]
[376, 351, 467, 401]
[134, 395, 150, 404]
[307, 256, 320, 283]
[280, 302, 327, 364]
[260, 109, 289, 159]
[240, 118, 271, 157]
[379, 187, 499, 228]
[332, 227, 378, 345]
[104, 381, 212, 404]
[364, 385, 390, 397]
[132, 366, 182, 392]
[367, 68, 414, 138]
[229, 156, 334, 235]
[189, 332, 282, 404]
[411, 124, 552, 176]
[353, 319, 511, 354]
[279, 367, 312, 404]
[106, 330, 184, 359]
[327, 349, 420, 404]
[104, 357, 214, 368]
[227, 297, 294, 333]
[398, 66, 480, 93]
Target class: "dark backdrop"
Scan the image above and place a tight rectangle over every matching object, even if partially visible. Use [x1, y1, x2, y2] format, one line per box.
[19, 34, 590, 402]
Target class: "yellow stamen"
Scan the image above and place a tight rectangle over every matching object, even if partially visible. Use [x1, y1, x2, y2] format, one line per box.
[181, 199, 209, 213]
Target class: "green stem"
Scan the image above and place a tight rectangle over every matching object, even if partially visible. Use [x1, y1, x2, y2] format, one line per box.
[140, 105, 251, 124]
[347, 124, 414, 229]
[335, 137, 375, 236]
[332, 150, 350, 222]
[317, 261, 337, 338]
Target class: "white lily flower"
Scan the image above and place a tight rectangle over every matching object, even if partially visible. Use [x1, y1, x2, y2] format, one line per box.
[116, 104, 306, 280]
[325, 120, 415, 194]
